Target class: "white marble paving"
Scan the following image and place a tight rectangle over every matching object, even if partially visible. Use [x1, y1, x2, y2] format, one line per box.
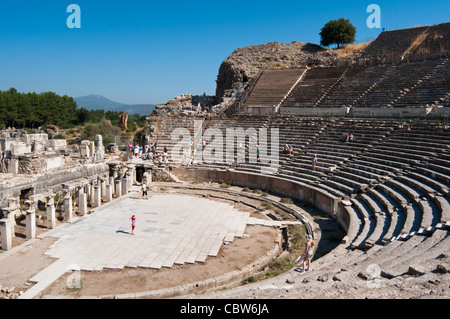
[19, 192, 301, 299]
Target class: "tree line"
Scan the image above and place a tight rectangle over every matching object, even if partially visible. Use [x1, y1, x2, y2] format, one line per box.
[0, 88, 147, 130]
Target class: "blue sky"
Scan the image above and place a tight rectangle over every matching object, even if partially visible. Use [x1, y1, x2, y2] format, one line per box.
[0, 1, 448, 105]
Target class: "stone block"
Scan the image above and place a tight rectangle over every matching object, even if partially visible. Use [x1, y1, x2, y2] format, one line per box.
[46, 203, 56, 229]
[0, 219, 12, 251]
[115, 180, 122, 198]
[105, 184, 113, 202]
[11, 142, 31, 156]
[45, 156, 65, 171]
[26, 210, 36, 239]
[79, 193, 87, 216]
[23, 134, 48, 145]
[93, 186, 101, 208]
[64, 196, 73, 222]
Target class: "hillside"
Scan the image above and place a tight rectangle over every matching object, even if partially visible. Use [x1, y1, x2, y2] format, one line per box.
[75, 95, 157, 115]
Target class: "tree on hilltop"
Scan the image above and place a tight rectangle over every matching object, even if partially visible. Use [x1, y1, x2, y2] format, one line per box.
[320, 18, 356, 49]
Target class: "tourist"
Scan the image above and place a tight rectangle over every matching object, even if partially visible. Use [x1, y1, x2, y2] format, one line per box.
[134, 145, 139, 158]
[312, 154, 318, 171]
[302, 235, 315, 271]
[256, 145, 260, 162]
[130, 215, 136, 235]
[158, 154, 163, 166]
[142, 183, 148, 199]
[345, 133, 354, 143]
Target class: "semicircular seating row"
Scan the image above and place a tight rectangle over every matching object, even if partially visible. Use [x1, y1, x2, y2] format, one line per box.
[153, 115, 450, 277]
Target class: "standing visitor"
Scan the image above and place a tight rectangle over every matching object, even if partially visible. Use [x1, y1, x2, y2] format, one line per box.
[130, 215, 136, 235]
[141, 184, 148, 199]
[302, 235, 314, 271]
[257, 145, 260, 162]
[312, 154, 318, 171]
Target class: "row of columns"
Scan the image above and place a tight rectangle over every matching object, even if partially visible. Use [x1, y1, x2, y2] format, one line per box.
[0, 168, 136, 252]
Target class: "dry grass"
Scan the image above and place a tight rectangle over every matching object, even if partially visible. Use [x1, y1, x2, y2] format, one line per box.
[336, 41, 373, 58]
[403, 31, 428, 56]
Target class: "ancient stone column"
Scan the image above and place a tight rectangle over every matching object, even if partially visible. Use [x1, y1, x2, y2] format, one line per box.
[8, 157, 19, 174]
[86, 183, 93, 204]
[2, 208, 16, 238]
[89, 141, 95, 158]
[46, 201, 56, 229]
[147, 168, 153, 184]
[129, 165, 137, 185]
[105, 184, 113, 202]
[0, 219, 12, 251]
[128, 173, 133, 189]
[93, 186, 101, 208]
[26, 210, 36, 239]
[112, 166, 118, 179]
[79, 192, 87, 216]
[115, 179, 122, 198]
[121, 177, 128, 195]
[100, 178, 106, 201]
[64, 196, 73, 222]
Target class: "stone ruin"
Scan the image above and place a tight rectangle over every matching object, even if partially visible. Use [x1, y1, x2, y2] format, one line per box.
[0, 130, 157, 252]
[0, 132, 67, 175]
[154, 94, 215, 116]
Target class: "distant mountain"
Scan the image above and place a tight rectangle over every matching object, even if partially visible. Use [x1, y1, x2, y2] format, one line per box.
[74, 95, 157, 115]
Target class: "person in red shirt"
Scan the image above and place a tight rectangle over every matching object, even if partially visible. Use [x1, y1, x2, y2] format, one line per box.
[130, 215, 136, 235]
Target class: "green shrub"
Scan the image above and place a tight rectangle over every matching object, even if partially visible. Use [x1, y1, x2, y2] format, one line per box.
[81, 120, 121, 145]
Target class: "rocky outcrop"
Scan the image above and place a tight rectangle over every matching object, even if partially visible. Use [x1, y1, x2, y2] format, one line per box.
[155, 94, 215, 116]
[215, 42, 338, 106]
[119, 113, 129, 130]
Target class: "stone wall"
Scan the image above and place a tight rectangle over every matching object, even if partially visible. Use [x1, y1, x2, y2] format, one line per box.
[173, 167, 339, 217]
[152, 167, 177, 183]
[278, 106, 449, 119]
[0, 163, 110, 209]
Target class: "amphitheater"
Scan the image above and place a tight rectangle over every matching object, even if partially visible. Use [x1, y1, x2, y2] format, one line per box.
[0, 23, 449, 300]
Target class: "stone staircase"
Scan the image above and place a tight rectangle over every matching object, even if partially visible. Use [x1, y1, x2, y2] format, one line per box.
[242, 69, 307, 109]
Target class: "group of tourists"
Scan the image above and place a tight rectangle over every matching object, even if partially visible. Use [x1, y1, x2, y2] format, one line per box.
[282, 144, 294, 155]
[129, 143, 143, 158]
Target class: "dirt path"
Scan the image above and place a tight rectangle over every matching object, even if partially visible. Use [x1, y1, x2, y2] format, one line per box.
[0, 236, 58, 298]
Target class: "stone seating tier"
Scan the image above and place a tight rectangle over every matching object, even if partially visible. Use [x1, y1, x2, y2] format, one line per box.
[153, 116, 449, 255]
[238, 57, 450, 112]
